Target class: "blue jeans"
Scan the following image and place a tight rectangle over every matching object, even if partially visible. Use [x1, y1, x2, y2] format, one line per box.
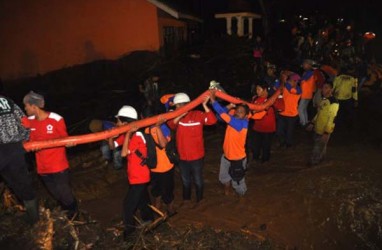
[100, 141, 123, 169]
[298, 98, 311, 126]
[179, 158, 204, 202]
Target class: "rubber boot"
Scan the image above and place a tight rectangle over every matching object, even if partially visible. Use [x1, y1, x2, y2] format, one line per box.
[23, 199, 39, 225]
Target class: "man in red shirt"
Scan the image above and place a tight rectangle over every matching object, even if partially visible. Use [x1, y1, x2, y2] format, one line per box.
[110, 105, 153, 238]
[168, 93, 217, 205]
[23, 91, 78, 218]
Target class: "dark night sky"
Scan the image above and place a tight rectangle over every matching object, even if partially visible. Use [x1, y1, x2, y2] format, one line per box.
[181, 0, 381, 33]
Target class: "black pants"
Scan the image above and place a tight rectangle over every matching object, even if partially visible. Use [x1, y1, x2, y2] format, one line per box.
[253, 131, 273, 162]
[245, 123, 255, 161]
[40, 169, 77, 213]
[150, 168, 174, 204]
[277, 115, 298, 147]
[337, 99, 355, 128]
[123, 183, 154, 232]
[0, 142, 35, 201]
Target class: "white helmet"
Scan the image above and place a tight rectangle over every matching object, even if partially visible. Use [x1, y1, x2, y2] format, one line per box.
[115, 105, 138, 119]
[173, 92, 190, 104]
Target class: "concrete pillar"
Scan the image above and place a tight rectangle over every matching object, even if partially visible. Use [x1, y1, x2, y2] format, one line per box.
[248, 17, 253, 39]
[226, 17, 232, 35]
[237, 16, 244, 37]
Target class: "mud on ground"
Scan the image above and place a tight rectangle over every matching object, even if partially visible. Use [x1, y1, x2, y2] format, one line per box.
[1, 124, 381, 249]
[2, 37, 382, 249]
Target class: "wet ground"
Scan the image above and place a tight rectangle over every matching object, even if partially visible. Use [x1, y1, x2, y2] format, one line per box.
[1, 99, 381, 249]
[66, 123, 380, 249]
[2, 38, 382, 249]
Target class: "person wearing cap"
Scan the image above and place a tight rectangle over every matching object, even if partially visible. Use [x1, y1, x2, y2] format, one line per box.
[22, 91, 78, 219]
[167, 92, 217, 205]
[298, 59, 317, 128]
[111, 105, 154, 238]
[277, 74, 302, 148]
[142, 113, 176, 216]
[0, 93, 39, 224]
[139, 101, 176, 216]
[306, 82, 339, 165]
[160, 94, 175, 112]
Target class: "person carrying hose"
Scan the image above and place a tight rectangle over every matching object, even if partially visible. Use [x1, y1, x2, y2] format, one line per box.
[167, 92, 217, 207]
[0, 93, 39, 224]
[111, 105, 154, 239]
[22, 91, 78, 219]
[210, 90, 250, 196]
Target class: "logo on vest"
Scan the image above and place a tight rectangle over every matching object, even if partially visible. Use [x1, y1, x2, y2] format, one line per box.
[0, 97, 12, 115]
[46, 124, 53, 134]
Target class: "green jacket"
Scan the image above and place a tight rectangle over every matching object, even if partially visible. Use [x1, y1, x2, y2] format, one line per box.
[313, 96, 339, 135]
[333, 74, 358, 101]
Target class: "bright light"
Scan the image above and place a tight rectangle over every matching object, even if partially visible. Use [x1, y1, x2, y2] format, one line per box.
[364, 32, 376, 40]
[303, 17, 308, 21]
[279, 19, 286, 23]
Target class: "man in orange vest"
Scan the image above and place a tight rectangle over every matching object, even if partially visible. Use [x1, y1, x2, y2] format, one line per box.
[298, 59, 316, 128]
[277, 74, 302, 148]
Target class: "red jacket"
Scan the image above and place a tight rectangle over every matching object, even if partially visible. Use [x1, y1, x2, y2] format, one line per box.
[24, 112, 69, 174]
[252, 97, 284, 133]
[168, 110, 217, 161]
[114, 132, 150, 184]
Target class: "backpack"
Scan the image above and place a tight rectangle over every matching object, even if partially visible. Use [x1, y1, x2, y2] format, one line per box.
[140, 127, 179, 169]
[165, 138, 179, 165]
[228, 158, 246, 184]
[136, 131, 157, 169]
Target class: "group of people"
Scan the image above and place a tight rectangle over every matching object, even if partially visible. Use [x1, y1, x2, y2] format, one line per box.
[102, 59, 353, 238]
[0, 55, 357, 239]
[1, 91, 78, 225]
[250, 57, 357, 165]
